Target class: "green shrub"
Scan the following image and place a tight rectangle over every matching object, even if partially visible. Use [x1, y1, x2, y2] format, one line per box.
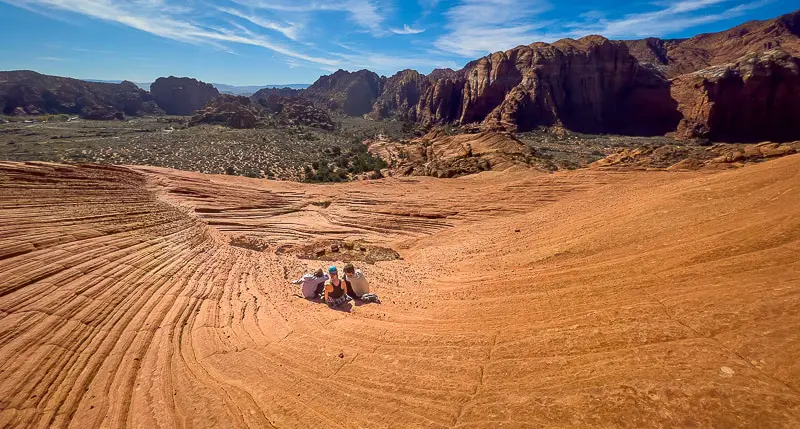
[304, 142, 387, 182]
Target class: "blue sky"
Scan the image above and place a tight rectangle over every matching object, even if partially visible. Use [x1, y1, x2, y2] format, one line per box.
[0, 0, 797, 85]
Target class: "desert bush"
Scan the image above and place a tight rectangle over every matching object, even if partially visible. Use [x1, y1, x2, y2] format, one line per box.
[304, 141, 386, 182]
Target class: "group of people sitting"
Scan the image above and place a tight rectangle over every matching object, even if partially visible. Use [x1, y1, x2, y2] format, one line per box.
[291, 263, 380, 307]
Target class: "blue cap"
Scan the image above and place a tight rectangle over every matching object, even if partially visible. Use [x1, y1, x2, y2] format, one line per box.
[328, 266, 338, 274]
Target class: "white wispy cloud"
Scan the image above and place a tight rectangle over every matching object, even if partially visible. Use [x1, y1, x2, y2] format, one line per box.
[230, 0, 386, 34]
[2, 0, 339, 66]
[390, 24, 425, 35]
[434, 0, 773, 58]
[434, 0, 555, 57]
[579, 0, 772, 38]
[218, 7, 303, 41]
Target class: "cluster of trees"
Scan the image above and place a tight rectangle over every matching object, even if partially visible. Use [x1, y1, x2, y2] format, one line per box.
[304, 140, 387, 183]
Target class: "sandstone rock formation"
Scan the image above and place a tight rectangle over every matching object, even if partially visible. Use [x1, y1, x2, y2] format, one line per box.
[477, 37, 680, 135]
[4, 154, 800, 428]
[368, 69, 431, 121]
[262, 96, 335, 130]
[591, 141, 799, 170]
[369, 36, 680, 136]
[303, 69, 383, 116]
[624, 10, 800, 77]
[190, 93, 336, 130]
[670, 49, 800, 142]
[368, 131, 535, 177]
[151, 76, 220, 115]
[189, 95, 260, 129]
[310, 9, 800, 142]
[0, 70, 157, 119]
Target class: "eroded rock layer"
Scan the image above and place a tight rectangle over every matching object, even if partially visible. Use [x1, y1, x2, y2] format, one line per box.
[368, 131, 536, 178]
[1, 154, 800, 428]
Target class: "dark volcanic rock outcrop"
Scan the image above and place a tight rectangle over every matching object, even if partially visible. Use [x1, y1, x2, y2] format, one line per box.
[151, 76, 220, 115]
[0, 70, 157, 119]
[670, 48, 800, 142]
[189, 95, 259, 129]
[624, 10, 800, 77]
[304, 69, 382, 116]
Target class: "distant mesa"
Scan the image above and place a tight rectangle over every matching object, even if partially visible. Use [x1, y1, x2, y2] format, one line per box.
[214, 83, 309, 96]
[150, 76, 220, 116]
[250, 86, 302, 101]
[0, 70, 159, 119]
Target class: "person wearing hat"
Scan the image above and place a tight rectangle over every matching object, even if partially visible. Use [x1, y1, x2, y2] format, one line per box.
[324, 265, 352, 307]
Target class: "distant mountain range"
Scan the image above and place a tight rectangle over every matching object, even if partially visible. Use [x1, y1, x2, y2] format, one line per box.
[82, 80, 309, 96]
[3, 9, 799, 143]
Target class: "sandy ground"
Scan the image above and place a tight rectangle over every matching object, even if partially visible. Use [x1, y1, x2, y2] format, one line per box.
[1, 156, 799, 428]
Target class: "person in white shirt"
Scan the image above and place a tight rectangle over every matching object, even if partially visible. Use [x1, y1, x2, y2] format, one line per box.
[342, 263, 380, 303]
[290, 269, 329, 299]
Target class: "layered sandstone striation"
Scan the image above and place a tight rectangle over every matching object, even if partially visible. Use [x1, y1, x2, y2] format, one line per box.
[670, 49, 800, 142]
[2, 155, 800, 427]
[368, 131, 535, 177]
[151, 76, 220, 115]
[591, 141, 799, 170]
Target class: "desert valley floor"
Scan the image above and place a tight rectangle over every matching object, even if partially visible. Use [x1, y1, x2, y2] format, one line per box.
[1, 155, 799, 428]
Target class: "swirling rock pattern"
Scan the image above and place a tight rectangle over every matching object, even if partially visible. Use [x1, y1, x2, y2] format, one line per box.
[2, 156, 800, 428]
